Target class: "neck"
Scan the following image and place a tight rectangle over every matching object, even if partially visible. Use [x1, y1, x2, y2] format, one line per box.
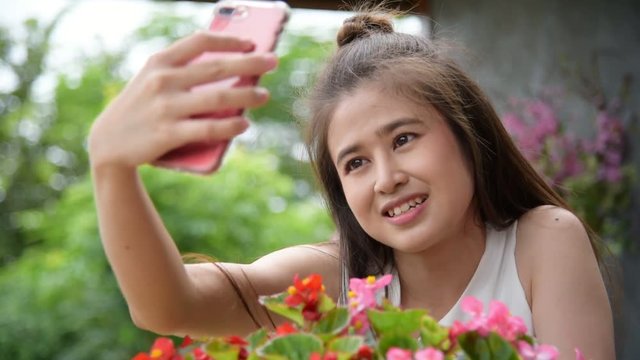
[393, 217, 486, 318]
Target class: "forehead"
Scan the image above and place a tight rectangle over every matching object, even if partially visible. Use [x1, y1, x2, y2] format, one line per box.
[327, 85, 436, 159]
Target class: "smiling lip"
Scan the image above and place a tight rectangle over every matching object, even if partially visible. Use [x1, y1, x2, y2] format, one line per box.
[385, 198, 427, 226]
[381, 193, 429, 226]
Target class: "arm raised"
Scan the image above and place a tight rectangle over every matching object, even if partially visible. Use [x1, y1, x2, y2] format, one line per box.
[89, 31, 323, 337]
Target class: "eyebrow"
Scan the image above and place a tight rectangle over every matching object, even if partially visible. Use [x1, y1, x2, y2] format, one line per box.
[335, 117, 424, 165]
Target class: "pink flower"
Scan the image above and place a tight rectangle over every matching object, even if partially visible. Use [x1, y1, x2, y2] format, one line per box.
[503, 113, 527, 140]
[414, 347, 444, 360]
[527, 100, 558, 141]
[386, 348, 412, 360]
[574, 348, 586, 360]
[349, 311, 371, 335]
[459, 296, 528, 341]
[517, 341, 559, 360]
[487, 301, 528, 341]
[502, 112, 544, 162]
[348, 275, 393, 313]
[449, 320, 468, 340]
[461, 296, 484, 317]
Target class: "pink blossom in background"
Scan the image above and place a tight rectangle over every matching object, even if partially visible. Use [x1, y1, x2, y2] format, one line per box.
[551, 135, 584, 183]
[502, 112, 543, 162]
[503, 113, 528, 140]
[527, 100, 558, 142]
[592, 110, 625, 183]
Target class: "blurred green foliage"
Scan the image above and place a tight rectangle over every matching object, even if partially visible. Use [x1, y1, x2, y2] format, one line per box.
[0, 4, 335, 359]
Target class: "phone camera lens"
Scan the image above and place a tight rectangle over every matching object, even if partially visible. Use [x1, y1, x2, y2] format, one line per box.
[219, 7, 236, 16]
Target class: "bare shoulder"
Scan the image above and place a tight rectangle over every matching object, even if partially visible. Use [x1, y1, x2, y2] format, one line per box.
[515, 205, 596, 294]
[517, 206, 614, 358]
[517, 205, 592, 258]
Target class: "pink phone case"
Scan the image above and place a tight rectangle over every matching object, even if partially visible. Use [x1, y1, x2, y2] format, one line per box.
[153, 0, 290, 174]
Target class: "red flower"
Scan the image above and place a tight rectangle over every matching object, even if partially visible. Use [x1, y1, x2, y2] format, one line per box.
[324, 351, 338, 360]
[352, 345, 374, 360]
[131, 337, 182, 360]
[276, 322, 297, 335]
[225, 335, 248, 347]
[224, 335, 249, 360]
[310, 352, 339, 360]
[302, 303, 322, 321]
[285, 274, 325, 321]
[192, 348, 212, 360]
[179, 336, 193, 348]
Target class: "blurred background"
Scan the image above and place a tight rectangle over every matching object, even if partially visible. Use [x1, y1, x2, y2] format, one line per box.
[0, 0, 637, 359]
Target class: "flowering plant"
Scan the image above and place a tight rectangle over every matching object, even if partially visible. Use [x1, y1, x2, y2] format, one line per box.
[132, 274, 585, 360]
[502, 91, 636, 253]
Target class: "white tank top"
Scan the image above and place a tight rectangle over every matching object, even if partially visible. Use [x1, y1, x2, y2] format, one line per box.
[344, 221, 534, 335]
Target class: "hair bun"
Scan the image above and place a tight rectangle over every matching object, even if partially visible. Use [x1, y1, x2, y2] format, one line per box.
[337, 13, 394, 47]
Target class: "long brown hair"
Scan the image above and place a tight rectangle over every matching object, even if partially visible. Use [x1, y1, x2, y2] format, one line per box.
[304, 10, 612, 293]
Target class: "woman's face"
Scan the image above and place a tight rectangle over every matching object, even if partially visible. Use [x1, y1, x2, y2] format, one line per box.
[327, 84, 476, 254]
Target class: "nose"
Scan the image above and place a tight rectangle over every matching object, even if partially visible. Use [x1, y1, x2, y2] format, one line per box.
[373, 157, 408, 194]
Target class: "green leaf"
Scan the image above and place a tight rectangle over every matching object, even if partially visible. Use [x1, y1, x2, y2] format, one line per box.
[247, 328, 269, 351]
[261, 292, 305, 326]
[318, 293, 337, 313]
[313, 308, 349, 336]
[458, 332, 482, 360]
[205, 348, 240, 360]
[458, 332, 519, 360]
[377, 334, 418, 358]
[368, 309, 426, 336]
[419, 316, 449, 347]
[327, 335, 364, 354]
[260, 334, 324, 360]
[486, 333, 519, 360]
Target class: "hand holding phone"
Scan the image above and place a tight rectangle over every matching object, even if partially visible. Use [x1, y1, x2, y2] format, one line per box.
[152, 0, 290, 174]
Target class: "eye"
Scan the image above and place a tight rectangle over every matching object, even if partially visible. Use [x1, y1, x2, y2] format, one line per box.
[393, 133, 416, 149]
[345, 158, 367, 173]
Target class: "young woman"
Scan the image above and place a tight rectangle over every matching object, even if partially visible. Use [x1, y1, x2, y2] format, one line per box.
[88, 10, 615, 360]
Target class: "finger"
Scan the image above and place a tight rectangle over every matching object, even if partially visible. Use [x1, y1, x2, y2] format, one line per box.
[173, 116, 250, 145]
[175, 87, 270, 117]
[172, 53, 278, 90]
[150, 31, 254, 67]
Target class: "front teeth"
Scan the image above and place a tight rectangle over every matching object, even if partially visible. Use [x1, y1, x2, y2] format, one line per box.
[387, 196, 427, 217]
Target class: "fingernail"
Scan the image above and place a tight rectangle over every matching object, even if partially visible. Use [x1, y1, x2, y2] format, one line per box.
[255, 87, 270, 100]
[241, 40, 256, 52]
[263, 53, 278, 69]
[238, 118, 250, 131]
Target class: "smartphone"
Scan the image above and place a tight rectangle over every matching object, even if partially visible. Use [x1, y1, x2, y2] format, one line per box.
[153, 0, 290, 174]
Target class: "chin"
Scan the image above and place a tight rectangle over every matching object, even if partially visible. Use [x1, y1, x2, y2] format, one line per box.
[378, 233, 439, 255]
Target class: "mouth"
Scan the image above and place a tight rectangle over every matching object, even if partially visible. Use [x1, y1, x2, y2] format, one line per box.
[383, 195, 428, 218]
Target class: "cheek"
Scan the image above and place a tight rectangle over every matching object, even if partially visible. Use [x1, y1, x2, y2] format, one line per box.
[447, 153, 475, 206]
[342, 179, 371, 220]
